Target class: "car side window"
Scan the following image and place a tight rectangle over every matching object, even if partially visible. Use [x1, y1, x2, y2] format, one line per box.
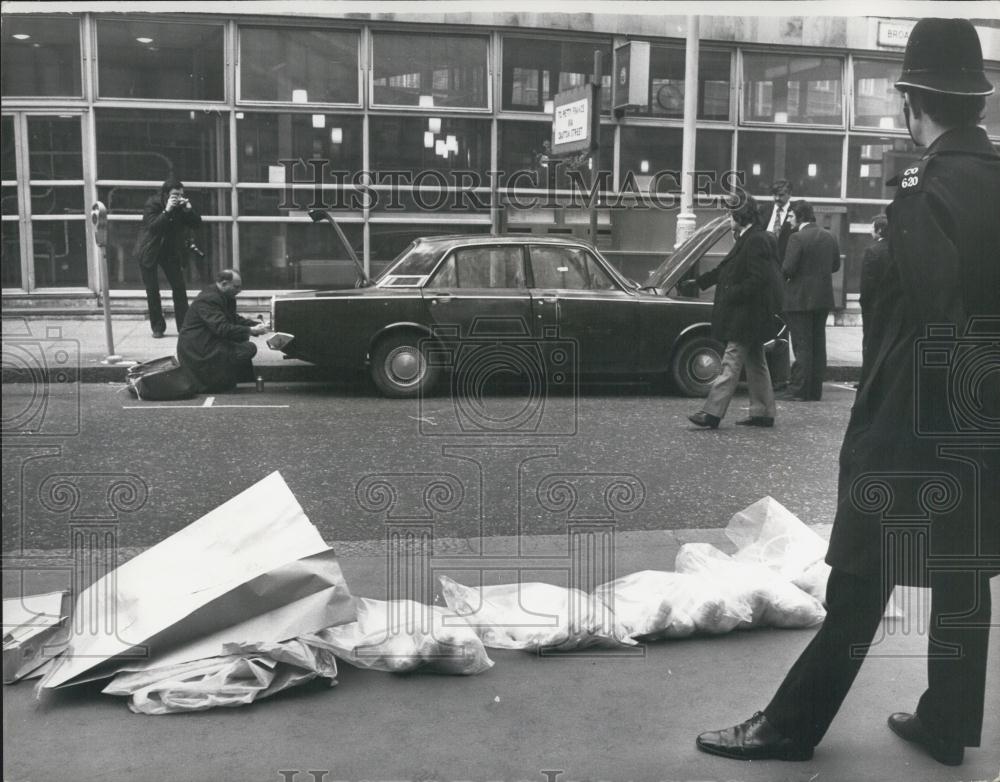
[529, 246, 617, 291]
[432, 246, 525, 289]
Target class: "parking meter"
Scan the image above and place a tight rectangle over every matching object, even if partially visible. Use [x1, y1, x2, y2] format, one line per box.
[91, 201, 122, 363]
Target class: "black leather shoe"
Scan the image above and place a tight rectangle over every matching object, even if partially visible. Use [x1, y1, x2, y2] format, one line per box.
[152, 329, 165, 339]
[696, 711, 813, 761]
[735, 416, 774, 427]
[888, 712, 963, 766]
[688, 411, 721, 429]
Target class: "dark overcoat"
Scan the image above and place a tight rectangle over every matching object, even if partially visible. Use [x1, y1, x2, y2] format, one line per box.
[827, 126, 1000, 584]
[859, 237, 892, 371]
[782, 222, 841, 312]
[697, 225, 784, 346]
[135, 194, 202, 269]
[177, 286, 257, 392]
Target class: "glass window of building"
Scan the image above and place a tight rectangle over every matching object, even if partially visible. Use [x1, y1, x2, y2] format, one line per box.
[1, 222, 21, 288]
[237, 113, 362, 185]
[985, 66, 1000, 137]
[619, 127, 732, 193]
[96, 109, 229, 181]
[239, 222, 363, 289]
[846, 135, 919, 198]
[28, 116, 82, 180]
[742, 53, 843, 125]
[644, 47, 731, 120]
[502, 37, 613, 113]
[371, 31, 488, 108]
[104, 220, 227, 290]
[497, 121, 614, 191]
[852, 58, 905, 129]
[370, 116, 490, 178]
[3, 115, 18, 181]
[737, 131, 842, 197]
[2, 16, 81, 97]
[239, 27, 359, 104]
[97, 19, 224, 101]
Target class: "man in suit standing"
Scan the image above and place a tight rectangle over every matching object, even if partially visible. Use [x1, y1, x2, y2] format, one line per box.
[778, 200, 840, 401]
[760, 180, 794, 263]
[859, 214, 890, 375]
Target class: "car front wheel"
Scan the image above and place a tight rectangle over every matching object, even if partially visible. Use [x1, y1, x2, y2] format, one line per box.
[370, 331, 439, 398]
[671, 334, 724, 397]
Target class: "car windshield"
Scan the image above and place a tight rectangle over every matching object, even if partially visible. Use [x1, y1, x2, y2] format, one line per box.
[379, 242, 444, 279]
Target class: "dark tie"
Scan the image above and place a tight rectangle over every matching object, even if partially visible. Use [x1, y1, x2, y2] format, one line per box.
[771, 207, 783, 234]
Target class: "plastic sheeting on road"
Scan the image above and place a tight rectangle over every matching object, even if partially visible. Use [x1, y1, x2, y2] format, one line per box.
[312, 598, 493, 675]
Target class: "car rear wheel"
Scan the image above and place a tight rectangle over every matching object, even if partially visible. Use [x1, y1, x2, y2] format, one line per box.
[370, 331, 439, 398]
[671, 335, 724, 397]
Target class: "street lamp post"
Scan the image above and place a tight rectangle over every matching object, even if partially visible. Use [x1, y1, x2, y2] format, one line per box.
[675, 15, 700, 249]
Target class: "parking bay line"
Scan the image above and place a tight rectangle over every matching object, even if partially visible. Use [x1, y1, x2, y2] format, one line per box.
[122, 403, 290, 410]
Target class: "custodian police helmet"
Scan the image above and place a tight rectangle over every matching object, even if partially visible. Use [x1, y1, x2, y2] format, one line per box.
[894, 18, 994, 96]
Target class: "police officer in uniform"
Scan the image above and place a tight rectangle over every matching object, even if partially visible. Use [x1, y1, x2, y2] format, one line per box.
[693, 18, 999, 767]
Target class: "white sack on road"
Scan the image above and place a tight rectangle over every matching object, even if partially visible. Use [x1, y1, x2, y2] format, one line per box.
[593, 570, 752, 640]
[439, 577, 624, 651]
[102, 637, 338, 715]
[312, 597, 493, 675]
[675, 543, 826, 628]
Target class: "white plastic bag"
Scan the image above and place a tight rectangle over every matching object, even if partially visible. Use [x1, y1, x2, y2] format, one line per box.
[675, 543, 826, 629]
[102, 637, 338, 715]
[439, 577, 622, 651]
[311, 598, 493, 675]
[593, 570, 753, 640]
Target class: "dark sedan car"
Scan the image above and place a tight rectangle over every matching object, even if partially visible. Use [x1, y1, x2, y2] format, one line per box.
[269, 216, 787, 397]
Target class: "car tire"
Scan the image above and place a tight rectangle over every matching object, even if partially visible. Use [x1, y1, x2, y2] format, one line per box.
[671, 334, 724, 397]
[370, 331, 439, 398]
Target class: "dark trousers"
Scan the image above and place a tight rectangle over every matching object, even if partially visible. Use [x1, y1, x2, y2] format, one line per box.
[140, 260, 189, 334]
[785, 309, 828, 400]
[764, 567, 993, 748]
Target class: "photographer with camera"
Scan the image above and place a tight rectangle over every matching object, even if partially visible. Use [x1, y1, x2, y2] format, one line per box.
[135, 179, 202, 338]
[695, 18, 998, 768]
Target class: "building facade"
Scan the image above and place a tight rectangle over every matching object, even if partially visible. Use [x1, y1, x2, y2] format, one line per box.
[2, 5, 998, 307]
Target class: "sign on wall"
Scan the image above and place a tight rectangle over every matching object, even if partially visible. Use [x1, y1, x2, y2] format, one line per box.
[551, 83, 599, 156]
[877, 20, 916, 48]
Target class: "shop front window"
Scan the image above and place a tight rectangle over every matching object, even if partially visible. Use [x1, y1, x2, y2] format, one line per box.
[644, 47, 731, 120]
[236, 112, 362, 186]
[846, 135, 919, 198]
[372, 32, 487, 108]
[619, 127, 732, 193]
[105, 220, 229, 290]
[737, 131, 842, 197]
[853, 58, 905, 130]
[239, 27, 359, 104]
[96, 109, 229, 182]
[497, 120, 613, 191]
[2, 16, 81, 97]
[743, 53, 843, 125]
[238, 222, 363, 289]
[502, 37, 612, 113]
[370, 116, 490, 179]
[97, 19, 224, 101]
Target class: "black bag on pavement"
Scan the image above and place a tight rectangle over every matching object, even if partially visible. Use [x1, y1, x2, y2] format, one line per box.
[126, 356, 200, 401]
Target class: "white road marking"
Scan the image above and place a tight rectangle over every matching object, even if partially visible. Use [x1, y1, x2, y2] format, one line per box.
[203, 396, 215, 407]
[122, 404, 290, 410]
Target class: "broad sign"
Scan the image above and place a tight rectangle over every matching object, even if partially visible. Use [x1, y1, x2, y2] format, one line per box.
[551, 83, 599, 156]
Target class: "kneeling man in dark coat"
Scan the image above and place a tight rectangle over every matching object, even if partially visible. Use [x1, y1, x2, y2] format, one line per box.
[177, 269, 268, 392]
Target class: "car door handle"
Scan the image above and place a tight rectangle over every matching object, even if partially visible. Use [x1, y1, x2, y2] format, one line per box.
[430, 293, 453, 305]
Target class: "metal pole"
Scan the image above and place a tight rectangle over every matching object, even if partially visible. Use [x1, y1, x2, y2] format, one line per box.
[675, 16, 700, 248]
[590, 49, 602, 247]
[91, 202, 122, 364]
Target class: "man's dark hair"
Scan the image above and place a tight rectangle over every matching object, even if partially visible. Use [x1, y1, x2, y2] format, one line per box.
[872, 214, 888, 238]
[905, 88, 986, 128]
[161, 179, 184, 196]
[790, 199, 815, 224]
[770, 179, 792, 195]
[727, 191, 763, 228]
[216, 269, 237, 284]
